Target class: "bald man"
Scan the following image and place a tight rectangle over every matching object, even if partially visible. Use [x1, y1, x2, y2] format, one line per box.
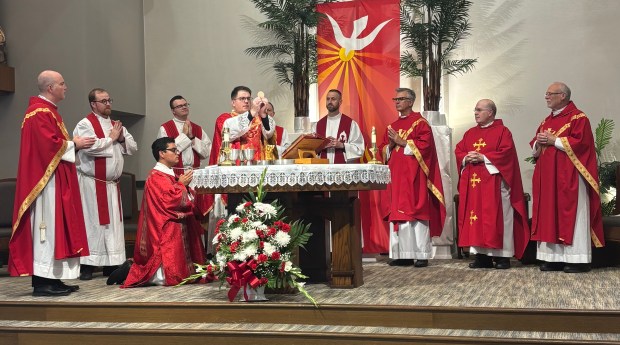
[455, 99, 530, 269]
[9, 70, 95, 296]
[530, 82, 604, 273]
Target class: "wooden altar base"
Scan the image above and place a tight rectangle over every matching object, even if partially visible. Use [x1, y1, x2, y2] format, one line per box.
[1, 259, 620, 344]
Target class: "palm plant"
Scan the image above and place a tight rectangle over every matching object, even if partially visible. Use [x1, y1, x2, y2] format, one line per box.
[245, 0, 334, 119]
[400, 0, 477, 111]
[594, 118, 618, 216]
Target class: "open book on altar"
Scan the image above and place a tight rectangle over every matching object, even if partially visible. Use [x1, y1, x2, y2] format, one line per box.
[281, 134, 330, 163]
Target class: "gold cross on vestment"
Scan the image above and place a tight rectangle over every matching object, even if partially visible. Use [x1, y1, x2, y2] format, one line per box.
[469, 210, 478, 225]
[473, 138, 486, 152]
[470, 173, 481, 188]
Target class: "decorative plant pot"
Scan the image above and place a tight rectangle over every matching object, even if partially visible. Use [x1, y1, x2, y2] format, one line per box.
[239, 284, 268, 302]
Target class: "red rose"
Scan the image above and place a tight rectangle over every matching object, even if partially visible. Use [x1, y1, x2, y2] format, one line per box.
[242, 218, 248, 223]
[207, 265, 214, 273]
[271, 252, 281, 260]
[259, 241, 265, 249]
[244, 201, 252, 207]
[257, 253, 268, 263]
[260, 277, 269, 285]
[230, 241, 240, 253]
[268, 228, 277, 236]
[279, 261, 286, 272]
[249, 261, 258, 270]
[234, 217, 240, 223]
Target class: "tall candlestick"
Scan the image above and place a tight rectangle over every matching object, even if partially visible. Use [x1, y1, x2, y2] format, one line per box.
[371, 126, 376, 145]
[223, 128, 230, 143]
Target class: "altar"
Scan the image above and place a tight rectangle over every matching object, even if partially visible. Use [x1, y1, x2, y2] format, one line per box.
[192, 164, 390, 288]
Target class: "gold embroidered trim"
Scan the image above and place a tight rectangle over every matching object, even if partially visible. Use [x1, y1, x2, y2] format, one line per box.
[406, 140, 445, 206]
[591, 228, 603, 248]
[13, 140, 68, 235]
[560, 137, 599, 195]
[555, 113, 586, 137]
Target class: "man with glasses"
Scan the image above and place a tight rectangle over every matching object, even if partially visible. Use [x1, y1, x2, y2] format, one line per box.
[73, 88, 138, 281]
[158, 95, 212, 174]
[108, 137, 204, 287]
[380, 88, 446, 268]
[530, 82, 604, 273]
[311, 89, 364, 163]
[221, 86, 276, 161]
[455, 99, 530, 270]
[9, 70, 95, 296]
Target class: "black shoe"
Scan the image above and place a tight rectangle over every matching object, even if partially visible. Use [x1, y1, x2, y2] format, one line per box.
[388, 259, 414, 266]
[106, 259, 133, 285]
[102, 265, 119, 277]
[539, 261, 564, 271]
[469, 254, 494, 269]
[79, 265, 95, 280]
[56, 280, 79, 292]
[32, 284, 72, 297]
[414, 259, 428, 267]
[563, 263, 591, 273]
[494, 257, 511, 269]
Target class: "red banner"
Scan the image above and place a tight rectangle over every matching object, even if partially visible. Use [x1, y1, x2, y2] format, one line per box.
[317, 0, 400, 253]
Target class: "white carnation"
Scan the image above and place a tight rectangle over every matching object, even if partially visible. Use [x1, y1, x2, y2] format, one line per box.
[240, 244, 258, 259]
[253, 202, 277, 218]
[229, 227, 243, 241]
[241, 229, 259, 243]
[227, 214, 238, 224]
[263, 242, 277, 256]
[274, 231, 291, 247]
[235, 203, 245, 213]
[251, 221, 264, 229]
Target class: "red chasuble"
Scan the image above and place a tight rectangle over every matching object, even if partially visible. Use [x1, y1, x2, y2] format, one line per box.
[9, 97, 89, 276]
[122, 169, 205, 287]
[239, 116, 265, 161]
[379, 112, 446, 237]
[315, 114, 353, 163]
[455, 120, 530, 258]
[529, 102, 604, 247]
[162, 120, 204, 170]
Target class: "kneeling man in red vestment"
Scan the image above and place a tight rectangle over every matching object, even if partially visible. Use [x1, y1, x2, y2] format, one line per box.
[109, 137, 205, 286]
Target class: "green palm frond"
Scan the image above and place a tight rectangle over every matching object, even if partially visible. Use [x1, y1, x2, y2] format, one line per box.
[594, 118, 614, 159]
[442, 58, 477, 76]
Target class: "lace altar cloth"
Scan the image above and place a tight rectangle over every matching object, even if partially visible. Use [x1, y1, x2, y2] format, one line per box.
[191, 164, 390, 193]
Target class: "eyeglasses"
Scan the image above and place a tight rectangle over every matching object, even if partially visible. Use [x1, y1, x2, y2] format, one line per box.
[392, 97, 412, 102]
[93, 99, 113, 105]
[172, 103, 190, 109]
[163, 148, 180, 154]
[234, 97, 252, 102]
[474, 108, 491, 112]
[545, 92, 563, 97]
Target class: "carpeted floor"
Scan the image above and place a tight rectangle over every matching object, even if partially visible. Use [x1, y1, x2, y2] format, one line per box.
[1, 258, 619, 310]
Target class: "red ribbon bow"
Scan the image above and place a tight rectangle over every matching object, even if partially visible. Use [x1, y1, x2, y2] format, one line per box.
[226, 260, 261, 301]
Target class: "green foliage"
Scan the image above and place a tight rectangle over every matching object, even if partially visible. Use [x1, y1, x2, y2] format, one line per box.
[594, 118, 615, 160]
[400, 0, 477, 111]
[245, 0, 335, 118]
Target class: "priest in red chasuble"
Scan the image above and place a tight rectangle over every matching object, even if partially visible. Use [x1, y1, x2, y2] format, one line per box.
[265, 102, 291, 157]
[311, 89, 365, 164]
[9, 70, 96, 296]
[117, 137, 205, 287]
[530, 82, 604, 273]
[380, 88, 446, 268]
[455, 99, 530, 269]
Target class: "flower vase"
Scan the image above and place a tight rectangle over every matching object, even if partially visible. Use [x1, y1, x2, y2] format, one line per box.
[239, 284, 268, 302]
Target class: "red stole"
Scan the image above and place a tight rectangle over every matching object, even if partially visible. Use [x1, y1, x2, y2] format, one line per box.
[455, 120, 530, 258]
[529, 102, 604, 247]
[316, 114, 353, 163]
[162, 120, 203, 172]
[275, 126, 285, 146]
[86, 113, 122, 225]
[9, 97, 89, 276]
[239, 116, 264, 160]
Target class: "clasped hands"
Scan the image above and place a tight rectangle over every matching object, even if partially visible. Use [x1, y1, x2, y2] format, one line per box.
[178, 168, 193, 186]
[536, 130, 556, 147]
[324, 137, 344, 149]
[182, 120, 194, 139]
[465, 151, 484, 164]
[387, 127, 406, 149]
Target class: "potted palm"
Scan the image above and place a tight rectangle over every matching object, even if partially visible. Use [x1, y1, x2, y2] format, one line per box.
[245, 0, 334, 132]
[399, 0, 477, 115]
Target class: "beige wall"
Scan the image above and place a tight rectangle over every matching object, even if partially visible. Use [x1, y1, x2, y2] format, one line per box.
[0, 0, 145, 178]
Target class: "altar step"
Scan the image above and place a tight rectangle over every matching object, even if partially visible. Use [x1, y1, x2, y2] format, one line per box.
[1, 301, 619, 344]
[1, 320, 620, 345]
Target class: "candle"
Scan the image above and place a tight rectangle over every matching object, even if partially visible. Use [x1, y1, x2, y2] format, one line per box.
[223, 128, 230, 142]
[371, 126, 376, 145]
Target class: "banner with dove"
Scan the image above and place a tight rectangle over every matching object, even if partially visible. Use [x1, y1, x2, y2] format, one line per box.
[317, 0, 400, 253]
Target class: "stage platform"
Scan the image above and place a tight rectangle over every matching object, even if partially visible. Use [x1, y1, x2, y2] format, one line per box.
[1, 258, 620, 344]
